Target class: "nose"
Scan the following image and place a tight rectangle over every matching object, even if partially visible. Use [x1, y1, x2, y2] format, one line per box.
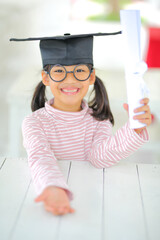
[64, 71, 77, 82]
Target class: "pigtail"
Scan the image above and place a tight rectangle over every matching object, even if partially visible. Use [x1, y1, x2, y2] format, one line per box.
[31, 81, 47, 112]
[88, 76, 114, 125]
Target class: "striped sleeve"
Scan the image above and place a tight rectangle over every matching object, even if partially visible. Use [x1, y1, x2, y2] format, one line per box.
[22, 116, 73, 200]
[88, 120, 149, 168]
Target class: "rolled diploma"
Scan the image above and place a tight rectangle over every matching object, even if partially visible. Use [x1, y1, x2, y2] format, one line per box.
[120, 10, 149, 129]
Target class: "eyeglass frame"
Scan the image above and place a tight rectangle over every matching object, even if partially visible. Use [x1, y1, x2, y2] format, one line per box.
[44, 64, 94, 82]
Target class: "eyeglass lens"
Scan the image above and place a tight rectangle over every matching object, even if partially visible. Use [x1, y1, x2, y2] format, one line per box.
[49, 64, 91, 81]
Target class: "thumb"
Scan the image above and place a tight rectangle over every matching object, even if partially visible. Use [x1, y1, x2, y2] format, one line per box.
[123, 103, 129, 113]
[34, 193, 44, 203]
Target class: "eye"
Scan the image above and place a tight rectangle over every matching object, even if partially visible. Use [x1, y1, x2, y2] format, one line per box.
[76, 68, 85, 73]
[55, 69, 64, 73]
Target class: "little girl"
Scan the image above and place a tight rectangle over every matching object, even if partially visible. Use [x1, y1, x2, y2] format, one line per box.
[10, 32, 151, 216]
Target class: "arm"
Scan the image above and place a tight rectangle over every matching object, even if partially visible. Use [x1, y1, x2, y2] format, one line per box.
[22, 116, 73, 201]
[88, 97, 151, 169]
[88, 119, 149, 169]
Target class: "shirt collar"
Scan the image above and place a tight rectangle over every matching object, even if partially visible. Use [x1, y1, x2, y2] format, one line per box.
[45, 98, 89, 124]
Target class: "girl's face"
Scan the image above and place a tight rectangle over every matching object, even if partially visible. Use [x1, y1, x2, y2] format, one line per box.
[42, 64, 95, 112]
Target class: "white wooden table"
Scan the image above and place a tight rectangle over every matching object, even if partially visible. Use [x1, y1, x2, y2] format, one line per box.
[0, 157, 160, 240]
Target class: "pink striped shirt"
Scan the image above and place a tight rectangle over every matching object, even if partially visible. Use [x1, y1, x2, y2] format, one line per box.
[22, 98, 149, 200]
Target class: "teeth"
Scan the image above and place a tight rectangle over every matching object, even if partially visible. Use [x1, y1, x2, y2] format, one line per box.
[62, 89, 78, 92]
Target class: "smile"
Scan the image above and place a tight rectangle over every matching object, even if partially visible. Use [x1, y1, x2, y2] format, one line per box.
[60, 88, 80, 95]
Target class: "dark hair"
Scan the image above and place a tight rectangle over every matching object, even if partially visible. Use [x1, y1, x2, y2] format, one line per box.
[31, 65, 114, 125]
[31, 81, 47, 112]
[88, 76, 114, 125]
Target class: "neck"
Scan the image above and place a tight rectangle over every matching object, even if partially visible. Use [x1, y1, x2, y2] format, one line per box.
[52, 99, 82, 112]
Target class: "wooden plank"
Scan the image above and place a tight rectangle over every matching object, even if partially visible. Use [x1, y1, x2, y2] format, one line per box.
[11, 160, 71, 240]
[137, 164, 160, 240]
[0, 157, 6, 169]
[58, 161, 103, 240]
[0, 158, 31, 240]
[104, 163, 148, 240]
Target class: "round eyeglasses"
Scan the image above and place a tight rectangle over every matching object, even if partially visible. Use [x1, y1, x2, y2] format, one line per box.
[45, 64, 93, 82]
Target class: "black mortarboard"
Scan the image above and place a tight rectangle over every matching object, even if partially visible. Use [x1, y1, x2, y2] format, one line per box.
[10, 32, 121, 67]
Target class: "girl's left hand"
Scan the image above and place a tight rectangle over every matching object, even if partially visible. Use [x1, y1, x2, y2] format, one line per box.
[123, 98, 152, 134]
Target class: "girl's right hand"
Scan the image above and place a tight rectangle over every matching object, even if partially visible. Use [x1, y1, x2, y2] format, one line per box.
[34, 186, 75, 216]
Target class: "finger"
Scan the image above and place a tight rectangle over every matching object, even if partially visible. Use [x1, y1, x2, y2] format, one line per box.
[138, 119, 151, 126]
[123, 103, 129, 116]
[48, 205, 69, 216]
[56, 206, 69, 215]
[60, 206, 75, 214]
[35, 194, 44, 202]
[123, 103, 129, 112]
[62, 206, 70, 214]
[69, 208, 75, 213]
[45, 205, 54, 212]
[134, 105, 150, 114]
[51, 207, 60, 216]
[133, 113, 151, 120]
[54, 207, 70, 216]
[44, 202, 60, 215]
[140, 98, 149, 105]
[57, 207, 66, 215]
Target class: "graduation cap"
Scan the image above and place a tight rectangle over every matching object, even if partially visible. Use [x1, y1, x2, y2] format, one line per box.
[10, 32, 122, 67]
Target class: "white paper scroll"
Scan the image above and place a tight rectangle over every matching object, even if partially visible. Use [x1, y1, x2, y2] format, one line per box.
[120, 10, 149, 129]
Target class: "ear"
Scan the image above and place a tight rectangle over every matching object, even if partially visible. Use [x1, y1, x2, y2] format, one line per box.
[89, 69, 96, 86]
[42, 70, 50, 86]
